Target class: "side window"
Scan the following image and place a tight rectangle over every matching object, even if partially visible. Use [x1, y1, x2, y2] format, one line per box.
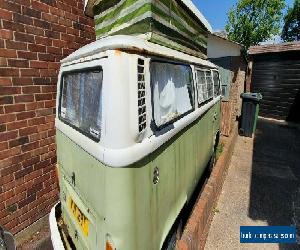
[196, 69, 214, 105]
[206, 71, 214, 99]
[213, 70, 221, 97]
[151, 61, 194, 128]
[196, 70, 207, 104]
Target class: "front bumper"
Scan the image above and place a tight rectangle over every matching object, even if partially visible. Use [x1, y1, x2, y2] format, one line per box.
[49, 203, 65, 250]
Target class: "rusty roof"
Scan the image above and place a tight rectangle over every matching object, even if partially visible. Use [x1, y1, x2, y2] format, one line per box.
[249, 41, 300, 55]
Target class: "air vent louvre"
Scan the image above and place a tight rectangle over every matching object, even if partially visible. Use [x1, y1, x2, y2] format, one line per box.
[138, 58, 146, 133]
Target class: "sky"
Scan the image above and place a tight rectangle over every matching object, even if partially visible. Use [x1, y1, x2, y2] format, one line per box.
[192, 0, 295, 32]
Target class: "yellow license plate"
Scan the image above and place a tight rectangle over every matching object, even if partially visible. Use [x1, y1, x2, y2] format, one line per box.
[68, 197, 89, 236]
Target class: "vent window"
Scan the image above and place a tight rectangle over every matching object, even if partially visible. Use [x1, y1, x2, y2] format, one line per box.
[138, 58, 147, 133]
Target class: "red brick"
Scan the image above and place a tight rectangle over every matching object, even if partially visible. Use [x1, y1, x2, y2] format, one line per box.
[0, 130, 18, 142]
[5, 40, 27, 50]
[52, 39, 67, 48]
[13, 12, 33, 26]
[35, 36, 52, 46]
[13, 77, 33, 86]
[44, 100, 56, 108]
[0, 146, 21, 160]
[0, 141, 8, 151]
[25, 25, 44, 36]
[0, 29, 13, 39]
[0, 48, 17, 58]
[38, 53, 55, 62]
[48, 62, 60, 70]
[35, 93, 52, 101]
[0, 96, 13, 105]
[18, 193, 36, 208]
[45, 30, 60, 39]
[0, 8, 13, 21]
[0, 86, 21, 95]
[7, 120, 27, 131]
[21, 141, 39, 152]
[20, 69, 40, 77]
[0, 57, 7, 66]
[61, 33, 75, 42]
[22, 6, 41, 19]
[0, 68, 19, 77]
[28, 117, 45, 126]
[28, 44, 46, 53]
[0, 78, 12, 86]
[14, 32, 34, 43]
[22, 86, 41, 94]
[7, 59, 29, 68]
[22, 156, 40, 168]
[34, 19, 51, 30]
[4, 104, 25, 113]
[40, 69, 57, 77]
[18, 51, 37, 60]
[14, 166, 33, 180]
[36, 108, 52, 116]
[30, 61, 48, 69]
[25, 101, 44, 111]
[42, 12, 58, 23]
[16, 111, 35, 120]
[32, 1, 50, 13]
[2, 20, 25, 32]
[1, 164, 21, 177]
[0, 114, 16, 123]
[52, 23, 66, 33]
[1, 0, 21, 13]
[49, 6, 64, 17]
[47, 46, 62, 55]
[19, 126, 38, 136]
[14, 94, 34, 103]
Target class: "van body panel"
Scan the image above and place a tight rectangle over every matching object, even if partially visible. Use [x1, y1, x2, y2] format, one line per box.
[56, 98, 221, 250]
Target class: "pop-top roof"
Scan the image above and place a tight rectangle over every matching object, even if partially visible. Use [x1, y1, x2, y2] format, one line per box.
[84, 0, 213, 33]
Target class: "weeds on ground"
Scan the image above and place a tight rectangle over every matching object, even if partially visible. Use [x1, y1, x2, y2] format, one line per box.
[216, 143, 224, 160]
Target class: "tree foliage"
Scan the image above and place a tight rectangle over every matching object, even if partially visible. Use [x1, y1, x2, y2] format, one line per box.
[282, 0, 300, 42]
[225, 0, 285, 49]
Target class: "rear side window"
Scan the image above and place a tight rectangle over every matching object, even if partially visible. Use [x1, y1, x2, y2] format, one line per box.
[60, 68, 103, 141]
[151, 61, 194, 128]
[196, 69, 214, 105]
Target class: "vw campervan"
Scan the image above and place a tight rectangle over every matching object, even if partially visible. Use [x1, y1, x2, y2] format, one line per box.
[49, 35, 221, 250]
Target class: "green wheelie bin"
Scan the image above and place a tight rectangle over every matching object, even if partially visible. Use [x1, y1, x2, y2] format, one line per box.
[239, 93, 263, 137]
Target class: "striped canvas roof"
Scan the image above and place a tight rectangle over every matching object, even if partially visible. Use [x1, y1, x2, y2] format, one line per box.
[85, 0, 212, 33]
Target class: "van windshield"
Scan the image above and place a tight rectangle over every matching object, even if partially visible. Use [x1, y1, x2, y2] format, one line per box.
[59, 68, 103, 141]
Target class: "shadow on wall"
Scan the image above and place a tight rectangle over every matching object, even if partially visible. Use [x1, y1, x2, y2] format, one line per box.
[248, 119, 300, 249]
[287, 89, 300, 124]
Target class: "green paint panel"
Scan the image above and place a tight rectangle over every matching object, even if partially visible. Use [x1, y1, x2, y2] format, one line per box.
[93, 0, 208, 58]
[56, 100, 221, 250]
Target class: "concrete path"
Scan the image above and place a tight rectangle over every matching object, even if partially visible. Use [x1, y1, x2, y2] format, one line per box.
[205, 118, 300, 250]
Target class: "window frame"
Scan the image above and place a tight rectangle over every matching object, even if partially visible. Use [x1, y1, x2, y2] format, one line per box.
[58, 66, 103, 143]
[195, 68, 215, 107]
[150, 59, 195, 131]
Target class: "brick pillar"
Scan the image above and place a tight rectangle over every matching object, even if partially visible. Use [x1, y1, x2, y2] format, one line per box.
[0, 0, 95, 234]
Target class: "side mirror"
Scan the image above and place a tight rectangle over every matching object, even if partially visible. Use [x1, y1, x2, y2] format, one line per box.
[0, 226, 15, 250]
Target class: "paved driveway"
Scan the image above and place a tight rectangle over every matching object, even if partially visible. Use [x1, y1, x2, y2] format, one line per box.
[205, 118, 300, 250]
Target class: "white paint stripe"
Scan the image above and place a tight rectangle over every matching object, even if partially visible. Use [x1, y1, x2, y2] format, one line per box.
[95, 0, 149, 30]
[94, 0, 127, 19]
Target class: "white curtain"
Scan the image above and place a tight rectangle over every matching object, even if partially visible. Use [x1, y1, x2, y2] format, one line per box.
[151, 62, 193, 127]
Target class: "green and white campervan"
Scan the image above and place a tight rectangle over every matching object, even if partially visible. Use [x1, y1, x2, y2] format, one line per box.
[49, 1, 221, 250]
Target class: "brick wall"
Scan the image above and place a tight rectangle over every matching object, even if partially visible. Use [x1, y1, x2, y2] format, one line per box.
[0, 0, 95, 234]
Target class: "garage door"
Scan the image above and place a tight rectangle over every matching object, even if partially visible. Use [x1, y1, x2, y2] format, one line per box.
[251, 51, 300, 123]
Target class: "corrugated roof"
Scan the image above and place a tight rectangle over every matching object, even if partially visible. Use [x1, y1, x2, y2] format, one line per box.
[249, 41, 300, 55]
